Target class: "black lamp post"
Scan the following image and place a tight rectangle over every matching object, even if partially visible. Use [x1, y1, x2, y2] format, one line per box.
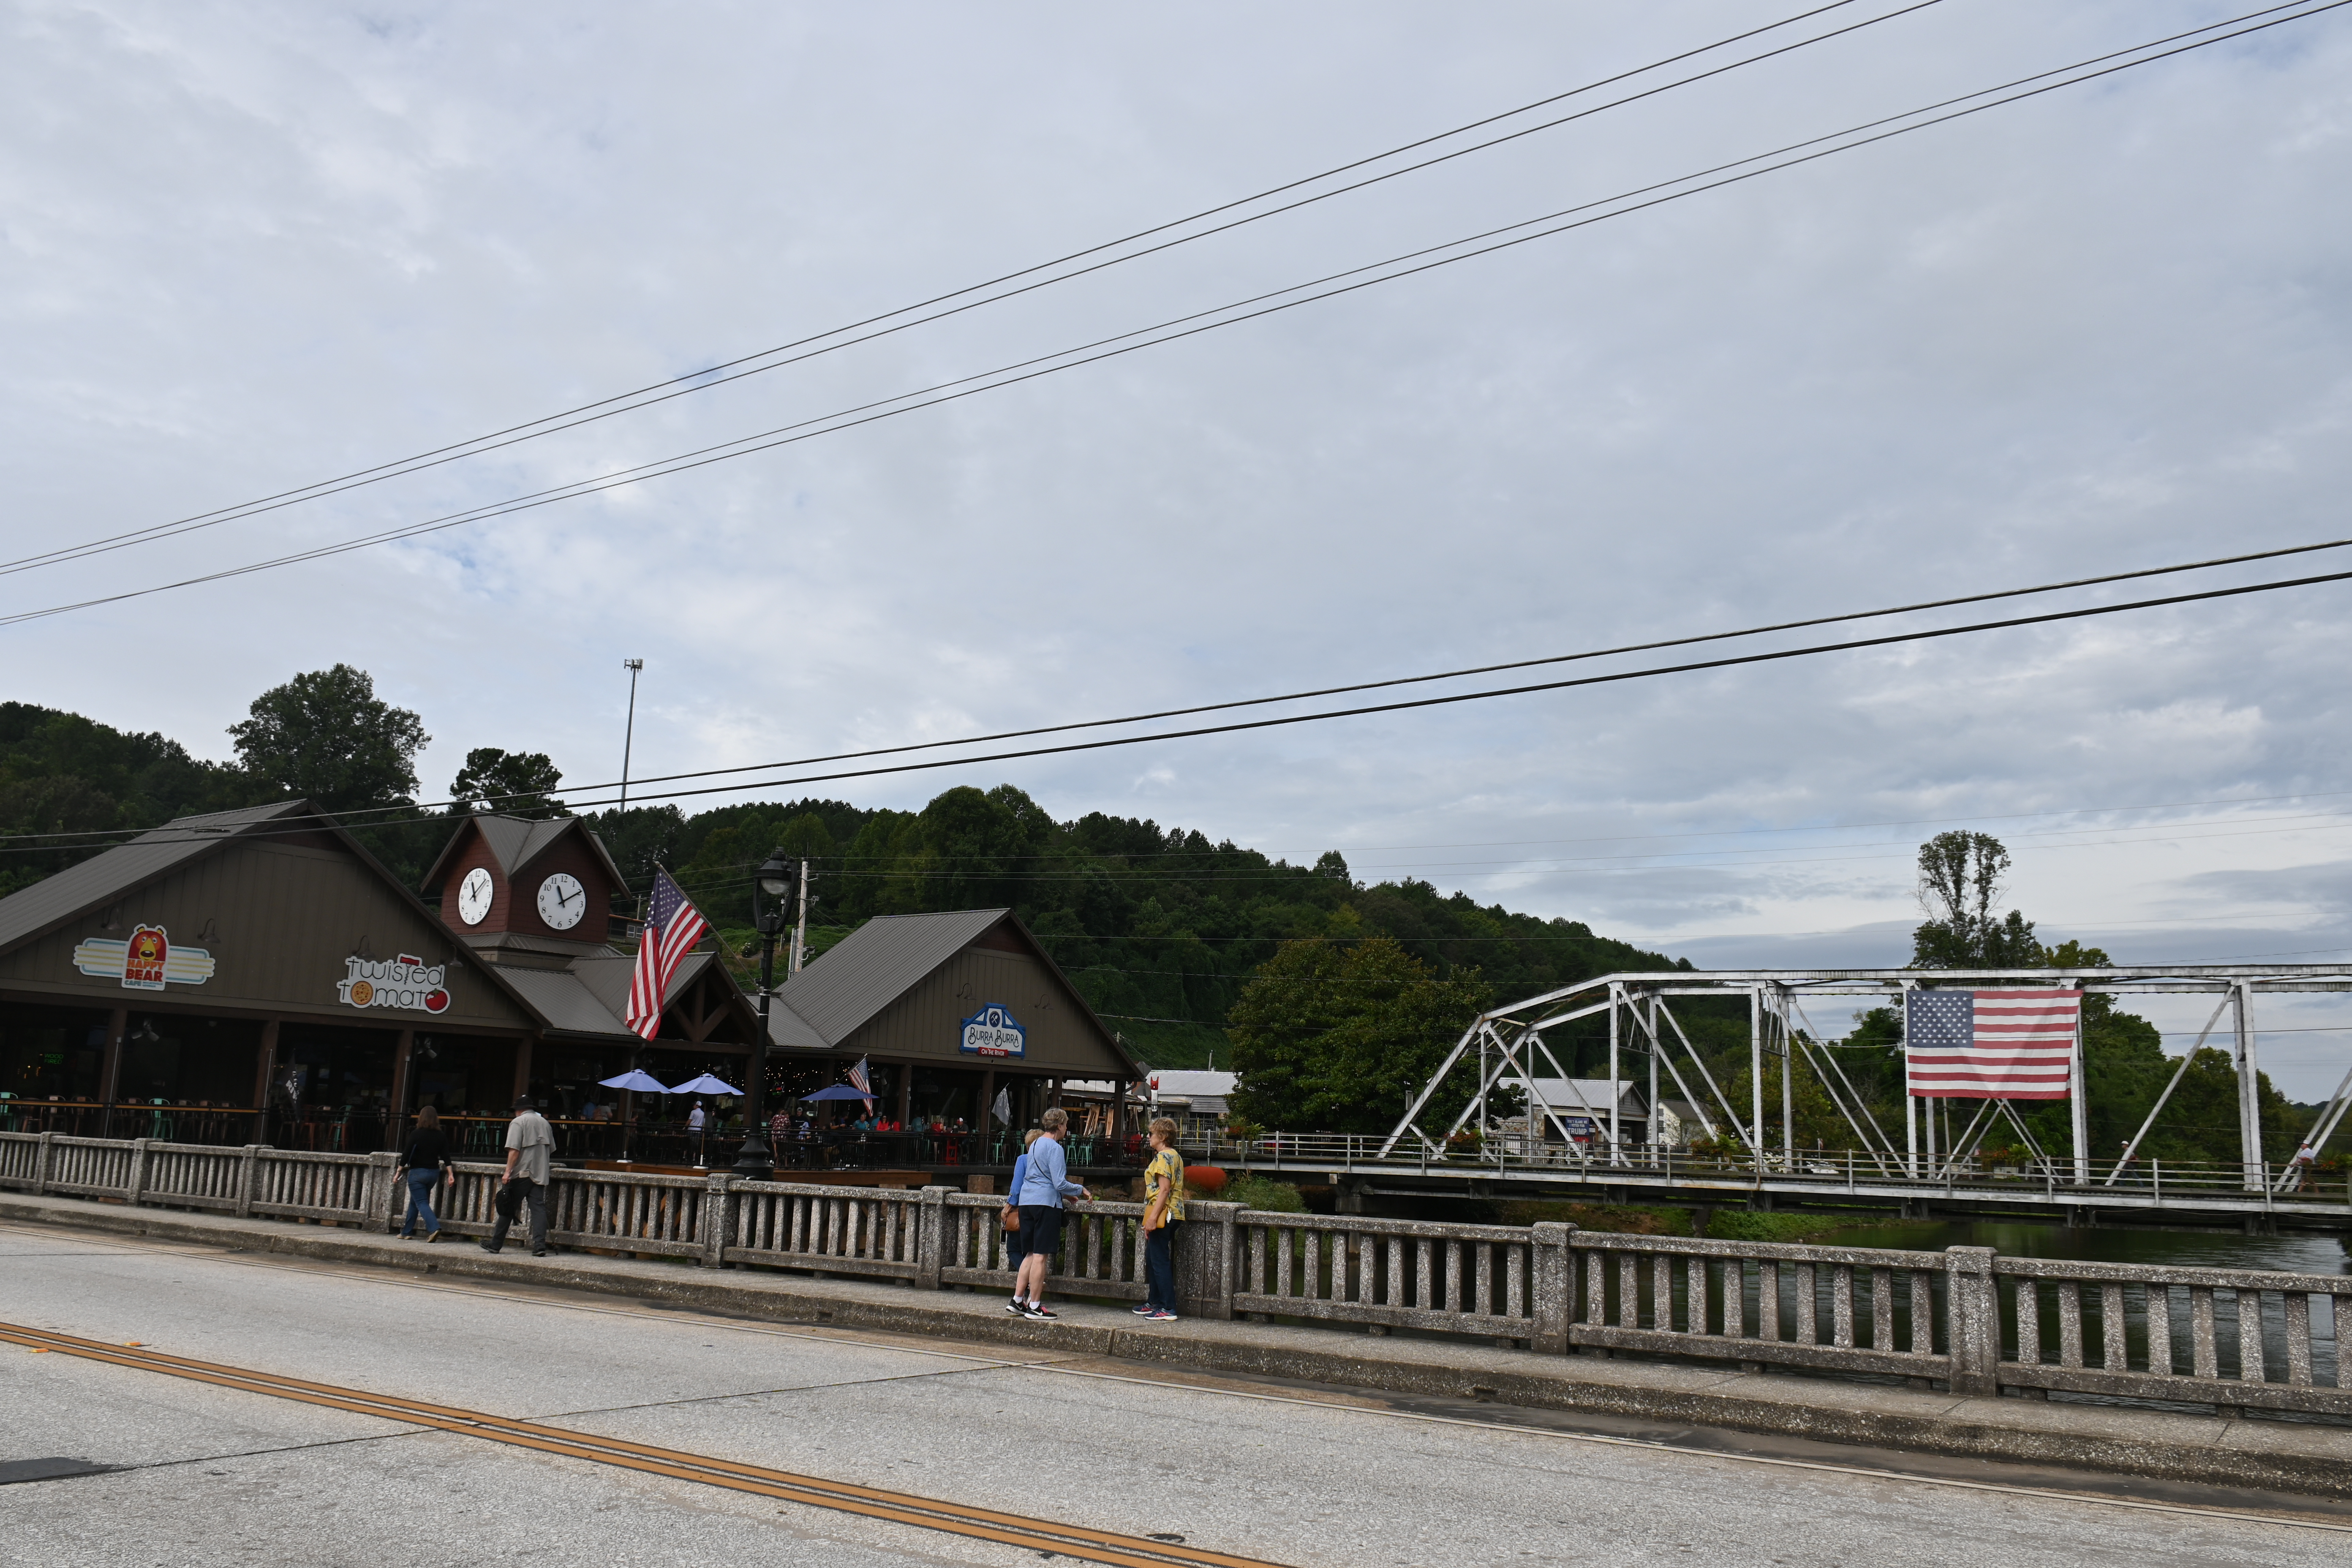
[732, 850, 795, 1181]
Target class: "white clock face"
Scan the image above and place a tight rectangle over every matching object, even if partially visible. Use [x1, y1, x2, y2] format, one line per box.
[536, 872, 587, 931]
[456, 867, 495, 927]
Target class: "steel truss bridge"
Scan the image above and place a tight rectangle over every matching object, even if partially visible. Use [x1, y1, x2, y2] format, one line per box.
[1232, 965, 2352, 1229]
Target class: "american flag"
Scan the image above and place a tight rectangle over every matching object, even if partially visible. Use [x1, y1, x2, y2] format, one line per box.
[625, 870, 710, 1041]
[1905, 989, 2080, 1100]
[847, 1055, 874, 1113]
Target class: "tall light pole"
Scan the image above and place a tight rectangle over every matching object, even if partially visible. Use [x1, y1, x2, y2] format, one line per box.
[618, 659, 644, 810]
[733, 850, 794, 1181]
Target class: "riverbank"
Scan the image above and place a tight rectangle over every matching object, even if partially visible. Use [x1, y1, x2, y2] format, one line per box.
[7, 1189, 2351, 1501]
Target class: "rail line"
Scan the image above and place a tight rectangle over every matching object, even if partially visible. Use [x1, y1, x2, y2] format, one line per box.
[0, 1319, 1286, 1568]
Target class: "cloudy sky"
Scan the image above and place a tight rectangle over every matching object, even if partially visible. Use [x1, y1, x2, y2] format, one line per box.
[6, 2, 2352, 1088]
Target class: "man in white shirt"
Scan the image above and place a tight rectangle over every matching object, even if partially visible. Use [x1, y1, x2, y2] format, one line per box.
[482, 1094, 555, 1257]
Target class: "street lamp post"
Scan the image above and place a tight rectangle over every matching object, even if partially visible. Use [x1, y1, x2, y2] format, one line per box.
[732, 850, 795, 1182]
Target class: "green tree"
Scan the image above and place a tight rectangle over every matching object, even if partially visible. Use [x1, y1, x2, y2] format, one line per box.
[227, 665, 427, 814]
[1911, 830, 2041, 967]
[448, 747, 565, 816]
[1225, 936, 1489, 1133]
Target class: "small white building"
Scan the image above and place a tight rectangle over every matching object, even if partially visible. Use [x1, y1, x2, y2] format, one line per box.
[1147, 1069, 1236, 1138]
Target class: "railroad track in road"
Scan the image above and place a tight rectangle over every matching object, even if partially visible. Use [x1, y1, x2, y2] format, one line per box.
[0, 1319, 1284, 1568]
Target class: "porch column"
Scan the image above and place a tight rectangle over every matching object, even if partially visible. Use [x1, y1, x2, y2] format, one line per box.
[100, 1006, 128, 1138]
[979, 1068, 996, 1138]
[512, 1034, 536, 1105]
[253, 1019, 281, 1145]
[895, 1064, 912, 1129]
[388, 1029, 417, 1131]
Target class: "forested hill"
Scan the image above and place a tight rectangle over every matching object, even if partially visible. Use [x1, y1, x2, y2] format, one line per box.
[593, 787, 1684, 1067]
[0, 697, 1682, 1069]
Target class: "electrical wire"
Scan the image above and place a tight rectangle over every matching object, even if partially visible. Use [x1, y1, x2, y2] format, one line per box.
[2, 0, 1907, 579]
[8, 553, 2352, 860]
[8, 1, 2337, 629]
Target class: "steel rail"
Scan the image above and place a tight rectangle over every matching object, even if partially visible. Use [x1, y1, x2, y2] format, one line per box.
[0, 1321, 1286, 1568]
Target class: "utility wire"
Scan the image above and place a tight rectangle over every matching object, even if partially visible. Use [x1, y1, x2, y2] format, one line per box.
[14, 555, 2352, 860]
[6, 1, 2336, 629]
[2, 1, 1904, 578]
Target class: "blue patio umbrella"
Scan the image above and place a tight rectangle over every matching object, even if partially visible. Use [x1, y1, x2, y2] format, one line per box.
[800, 1084, 875, 1102]
[670, 1073, 743, 1097]
[598, 1070, 669, 1093]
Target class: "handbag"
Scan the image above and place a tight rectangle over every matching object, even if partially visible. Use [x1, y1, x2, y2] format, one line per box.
[494, 1179, 525, 1221]
[1001, 1205, 1022, 1234]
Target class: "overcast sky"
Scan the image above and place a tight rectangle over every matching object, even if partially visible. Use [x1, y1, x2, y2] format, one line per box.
[6, 2, 2352, 1089]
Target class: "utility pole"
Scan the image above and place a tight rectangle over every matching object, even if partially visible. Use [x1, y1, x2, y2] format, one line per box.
[618, 659, 644, 810]
[789, 859, 811, 974]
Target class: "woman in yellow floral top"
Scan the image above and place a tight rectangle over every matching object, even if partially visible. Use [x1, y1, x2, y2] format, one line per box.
[1136, 1116, 1185, 1321]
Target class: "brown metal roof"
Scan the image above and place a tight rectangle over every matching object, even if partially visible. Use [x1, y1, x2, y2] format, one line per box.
[773, 908, 1011, 1044]
[0, 800, 317, 958]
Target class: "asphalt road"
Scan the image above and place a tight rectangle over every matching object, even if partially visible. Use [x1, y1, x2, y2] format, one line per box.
[0, 1221, 2346, 1567]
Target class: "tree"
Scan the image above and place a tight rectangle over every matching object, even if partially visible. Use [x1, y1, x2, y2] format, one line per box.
[1911, 830, 2040, 967]
[1225, 936, 1489, 1134]
[448, 748, 565, 816]
[227, 665, 427, 815]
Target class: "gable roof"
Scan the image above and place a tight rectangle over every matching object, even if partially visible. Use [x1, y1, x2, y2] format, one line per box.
[0, 800, 322, 957]
[420, 814, 629, 896]
[772, 907, 1138, 1072]
[773, 909, 1013, 1044]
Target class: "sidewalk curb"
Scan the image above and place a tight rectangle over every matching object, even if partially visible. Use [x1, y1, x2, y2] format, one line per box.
[8, 1193, 2349, 1499]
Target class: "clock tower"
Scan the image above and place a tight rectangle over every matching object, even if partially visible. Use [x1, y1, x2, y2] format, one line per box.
[422, 816, 632, 968]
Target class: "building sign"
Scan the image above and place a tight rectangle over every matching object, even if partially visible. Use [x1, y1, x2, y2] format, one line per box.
[338, 953, 451, 1014]
[1560, 1115, 1596, 1141]
[958, 1003, 1026, 1059]
[73, 925, 215, 991]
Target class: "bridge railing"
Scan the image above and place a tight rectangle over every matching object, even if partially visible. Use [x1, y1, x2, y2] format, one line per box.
[5, 1129, 2344, 1415]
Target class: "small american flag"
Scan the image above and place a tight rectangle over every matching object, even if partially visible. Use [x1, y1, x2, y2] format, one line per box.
[1905, 989, 2080, 1100]
[847, 1055, 874, 1114]
[626, 870, 710, 1041]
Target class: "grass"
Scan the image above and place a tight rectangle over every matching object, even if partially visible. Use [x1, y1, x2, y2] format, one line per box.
[1219, 1173, 1307, 1213]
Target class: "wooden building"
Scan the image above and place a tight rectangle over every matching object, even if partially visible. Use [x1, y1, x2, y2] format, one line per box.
[0, 802, 757, 1152]
[0, 803, 1141, 1163]
[767, 908, 1144, 1144]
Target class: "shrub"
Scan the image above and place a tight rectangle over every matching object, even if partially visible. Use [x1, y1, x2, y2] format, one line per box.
[1222, 1173, 1307, 1213]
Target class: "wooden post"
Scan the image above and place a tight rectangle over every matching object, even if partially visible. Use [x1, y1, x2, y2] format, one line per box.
[100, 1005, 128, 1138]
[253, 1018, 282, 1146]
[896, 1065, 912, 1130]
[979, 1068, 996, 1143]
[513, 1033, 536, 1106]
[388, 1029, 416, 1137]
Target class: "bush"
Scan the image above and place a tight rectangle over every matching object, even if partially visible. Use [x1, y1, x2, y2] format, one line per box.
[1704, 1210, 1852, 1243]
[1222, 1173, 1307, 1213]
[1491, 1200, 1693, 1235]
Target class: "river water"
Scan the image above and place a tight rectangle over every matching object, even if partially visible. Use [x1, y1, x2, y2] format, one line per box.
[1827, 1218, 2352, 1277]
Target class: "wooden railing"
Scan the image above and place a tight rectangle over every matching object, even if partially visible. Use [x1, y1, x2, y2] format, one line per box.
[3, 1129, 2343, 1415]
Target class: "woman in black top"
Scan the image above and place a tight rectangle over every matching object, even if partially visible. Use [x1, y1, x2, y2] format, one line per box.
[397, 1106, 455, 1241]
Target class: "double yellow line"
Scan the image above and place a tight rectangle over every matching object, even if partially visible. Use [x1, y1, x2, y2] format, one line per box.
[0, 1320, 1286, 1568]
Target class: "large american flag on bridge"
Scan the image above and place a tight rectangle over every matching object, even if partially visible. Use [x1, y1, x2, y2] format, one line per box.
[1904, 989, 2080, 1099]
[626, 870, 711, 1041]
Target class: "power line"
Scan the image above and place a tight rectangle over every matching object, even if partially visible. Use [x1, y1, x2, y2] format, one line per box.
[10, 2, 2336, 630]
[5, 1, 1904, 580]
[9, 553, 2352, 860]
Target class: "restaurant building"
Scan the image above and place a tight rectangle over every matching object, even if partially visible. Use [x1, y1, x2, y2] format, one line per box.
[0, 802, 1143, 1168]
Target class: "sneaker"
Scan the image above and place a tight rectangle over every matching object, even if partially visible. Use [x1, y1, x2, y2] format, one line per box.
[532, 1248, 548, 1258]
[1130, 1304, 1157, 1315]
[479, 1242, 502, 1254]
[1027, 1304, 1059, 1320]
[1004, 1299, 1029, 1315]
[1144, 1310, 1180, 1322]
[423, 1231, 443, 1244]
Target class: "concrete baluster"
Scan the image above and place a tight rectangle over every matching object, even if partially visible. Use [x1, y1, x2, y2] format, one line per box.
[1945, 1246, 2001, 1395]
[1531, 1222, 1575, 1354]
[33, 1131, 54, 1196]
[1178, 1200, 1239, 1321]
[125, 1138, 154, 1206]
[914, 1186, 950, 1290]
[235, 1145, 260, 1218]
[700, 1173, 734, 1268]
[366, 1151, 399, 1231]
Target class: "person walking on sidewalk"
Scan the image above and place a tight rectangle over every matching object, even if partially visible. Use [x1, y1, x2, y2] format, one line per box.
[482, 1095, 555, 1257]
[396, 1105, 454, 1241]
[1002, 1127, 1045, 1316]
[1135, 1116, 1185, 1321]
[1011, 1108, 1089, 1319]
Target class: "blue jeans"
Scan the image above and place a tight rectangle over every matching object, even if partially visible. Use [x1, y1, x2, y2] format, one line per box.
[1143, 1220, 1179, 1311]
[401, 1168, 441, 1236]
